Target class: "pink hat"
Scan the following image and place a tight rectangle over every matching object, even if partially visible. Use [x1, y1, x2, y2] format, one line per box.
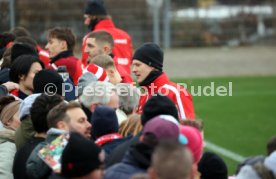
[179, 125, 203, 164]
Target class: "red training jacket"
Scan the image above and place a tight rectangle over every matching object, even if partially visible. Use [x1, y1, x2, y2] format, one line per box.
[137, 73, 195, 120]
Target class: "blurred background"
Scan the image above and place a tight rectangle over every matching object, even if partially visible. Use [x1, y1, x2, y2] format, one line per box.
[1, 0, 276, 48]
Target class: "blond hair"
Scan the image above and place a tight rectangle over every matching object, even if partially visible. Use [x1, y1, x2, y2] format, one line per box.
[119, 114, 142, 137]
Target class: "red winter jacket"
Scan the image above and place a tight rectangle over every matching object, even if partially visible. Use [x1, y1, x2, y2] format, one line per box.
[36, 45, 50, 67]
[46, 51, 83, 85]
[82, 19, 133, 83]
[137, 73, 195, 120]
[6, 42, 50, 67]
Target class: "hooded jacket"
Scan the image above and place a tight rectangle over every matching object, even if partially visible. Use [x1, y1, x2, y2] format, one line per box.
[0, 128, 16, 179]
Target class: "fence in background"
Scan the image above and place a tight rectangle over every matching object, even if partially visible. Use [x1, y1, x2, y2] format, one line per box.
[1, 0, 276, 48]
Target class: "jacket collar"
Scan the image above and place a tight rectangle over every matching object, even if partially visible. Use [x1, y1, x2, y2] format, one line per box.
[95, 19, 115, 29]
[50, 50, 73, 63]
[144, 72, 169, 90]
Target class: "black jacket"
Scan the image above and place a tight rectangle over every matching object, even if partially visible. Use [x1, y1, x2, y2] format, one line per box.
[13, 136, 45, 179]
[104, 142, 153, 179]
[105, 133, 141, 168]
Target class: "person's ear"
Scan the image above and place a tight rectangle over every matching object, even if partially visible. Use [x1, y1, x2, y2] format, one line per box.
[4, 120, 12, 127]
[19, 75, 25, 81]
[56, 121, 69, 131]
[103, 45, 111, 54]
[148, 167, 157, 179]
[107, 68, 115, 76]
[60, 40, 67, 50]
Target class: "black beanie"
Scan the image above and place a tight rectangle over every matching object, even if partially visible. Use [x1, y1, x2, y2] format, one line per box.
[141, 93, 179, 126]
[33, 69, 63, 96]
[133, 42, 163, 71]
[91, 106, 119, 139]
[85, 1, 107, 16]
[11, 43, 38, 63]
[61, 132, 102, 178]
[198, 152, 228, 179]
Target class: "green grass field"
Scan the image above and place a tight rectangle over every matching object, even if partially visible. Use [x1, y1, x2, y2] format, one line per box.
[172, 76, 276, 175]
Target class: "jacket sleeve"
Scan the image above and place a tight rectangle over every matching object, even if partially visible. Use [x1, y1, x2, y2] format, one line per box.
[26, 142, 52, 179]
[0, 85, 8, 97]
[0, 142, 16, 179]
[160, 84, 195, 120]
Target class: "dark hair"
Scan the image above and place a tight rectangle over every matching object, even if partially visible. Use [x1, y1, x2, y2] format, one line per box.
[0, 96, 16, 114]
[47, 102, 81, 128]
[30, 94, 63, 133]
[10, 26, 31, 37]
[14, 36, 37, 48]
[9, 54, 44, 83]
[0, 32, 15, 48]
[1, 48, 12, 69]
[47, 27, 76, 51]
[88, 30, 114, 48]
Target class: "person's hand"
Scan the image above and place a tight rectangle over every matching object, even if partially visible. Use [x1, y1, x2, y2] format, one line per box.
[2, 81, 19, 91]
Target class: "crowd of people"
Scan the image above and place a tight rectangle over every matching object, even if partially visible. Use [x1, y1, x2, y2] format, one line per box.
[0, 1, 275, 179]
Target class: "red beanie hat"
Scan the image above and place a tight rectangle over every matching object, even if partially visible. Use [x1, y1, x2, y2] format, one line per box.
[179, 125, 203, 164]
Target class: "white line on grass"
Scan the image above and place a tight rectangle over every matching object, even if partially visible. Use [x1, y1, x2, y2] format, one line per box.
[233, 91, 276, 96]
[205, 140, 246, 162]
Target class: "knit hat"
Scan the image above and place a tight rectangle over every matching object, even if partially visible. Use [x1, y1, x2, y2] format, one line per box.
[0, 100, 20, 124]
[91, 106, 119, 139]
[236, 165, 261, 179]
[61, 132, 103, 178]
[264, 151, 276, 176]
[33, 69, 63, 96]
[142, 115, 180, 144]
[19, 93, 41, 120]
[84, 1, 107, 16]
[133, 42, 163, 71]
[198, 152, 228, 179]
[179, 125, 203, 164]
[141, 93, 178, 126]
[77, 72, 98, 96]
[11, 43, 38, 63]
[83, 63, 109, 82]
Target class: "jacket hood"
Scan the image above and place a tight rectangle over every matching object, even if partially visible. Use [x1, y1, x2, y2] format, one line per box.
[0, 128, 15, 143]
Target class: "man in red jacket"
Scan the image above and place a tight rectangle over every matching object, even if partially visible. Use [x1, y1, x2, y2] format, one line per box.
[84, 30, 133, 83]
[132, 43, 195, 120]
[45, 27, 82, 85]
[82, 1, 133, 76]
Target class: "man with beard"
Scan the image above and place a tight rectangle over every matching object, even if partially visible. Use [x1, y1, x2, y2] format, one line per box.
[26, 102, 92, 179]
[82, 1, 133, 77]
